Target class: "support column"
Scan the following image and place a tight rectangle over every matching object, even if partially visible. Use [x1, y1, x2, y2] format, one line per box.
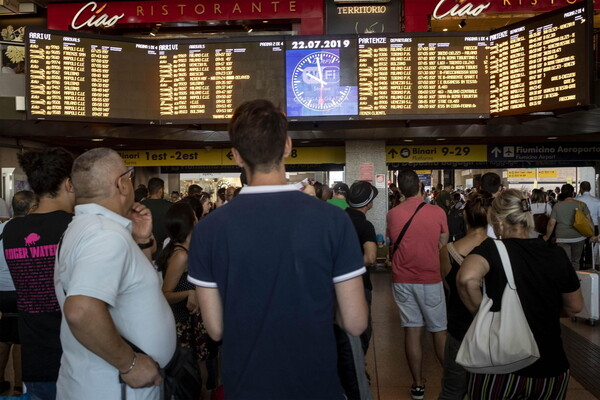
[345, 140, 387, 238]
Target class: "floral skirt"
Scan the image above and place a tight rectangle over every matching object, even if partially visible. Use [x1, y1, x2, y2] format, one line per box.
[176, 313, 219, 361]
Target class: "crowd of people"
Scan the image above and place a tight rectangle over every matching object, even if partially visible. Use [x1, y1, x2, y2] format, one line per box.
[0, 99, 589, 400]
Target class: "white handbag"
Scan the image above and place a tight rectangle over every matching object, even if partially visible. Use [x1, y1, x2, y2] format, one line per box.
[456, 240, 540, 374]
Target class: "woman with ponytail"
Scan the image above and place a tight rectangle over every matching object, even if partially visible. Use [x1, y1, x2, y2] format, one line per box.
[438, 191, 493, 399]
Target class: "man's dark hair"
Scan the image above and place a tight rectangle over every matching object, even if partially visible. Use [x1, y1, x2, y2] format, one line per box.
[561, 184, 575, 198]
[480, 172, 501, 194]
[18, 147, 73, 198]
[217, 187, 226, 201]
[397, 169, 420, 198]
[188, 184, 202, 197]
[12, 190, 36, 217]
[580, 181, 591, 192]
[147, 177, 164, 195]
[134, 187, 148, 202]
[228, 99, 287, 174]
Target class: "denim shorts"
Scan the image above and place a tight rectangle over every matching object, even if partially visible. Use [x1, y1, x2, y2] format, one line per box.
[392, 282, 447, 332]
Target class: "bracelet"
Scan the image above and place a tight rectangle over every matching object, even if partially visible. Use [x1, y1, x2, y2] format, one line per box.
[119, 353, 137, 375]
[137, 238, 154, 250]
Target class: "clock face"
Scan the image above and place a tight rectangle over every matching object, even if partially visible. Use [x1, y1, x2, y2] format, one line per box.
[290, 51, 352, 112]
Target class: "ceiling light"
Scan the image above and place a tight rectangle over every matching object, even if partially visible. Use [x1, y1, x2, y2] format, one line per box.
[436, 138, 447, 141]
[91, 138, 104, 142]
[547, 136, 558, 140]
[403, 139, 414, 142]
[458, 19, 467, 29]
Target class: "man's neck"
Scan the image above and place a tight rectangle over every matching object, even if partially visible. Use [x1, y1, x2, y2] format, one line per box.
[33, 195, 73, 214]
[149, 194, 162, 199]
[80, 197, 128, 218]
[246, 165, 287, 186]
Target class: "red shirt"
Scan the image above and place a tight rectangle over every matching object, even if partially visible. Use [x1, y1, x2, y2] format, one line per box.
[386, 197, 448, 284]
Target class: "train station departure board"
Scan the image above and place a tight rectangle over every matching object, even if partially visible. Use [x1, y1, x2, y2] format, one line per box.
[488, 4, 590, 116]
[357, 34, 489, 119]
[25, 1, 591, 124]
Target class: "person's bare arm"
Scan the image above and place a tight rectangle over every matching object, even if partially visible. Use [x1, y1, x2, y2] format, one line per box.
[162, 250, 195, 312]
[439, 232, 449, 249]
[439, 245, 452, 280]
[195, 287, 223, 341]
[561, 289, 584, 317]
[128, 203, 156, 262]
[335, 276, 368, 337]
[63, 295, 161, 388]
[457, 254, 490, 315]
[362, 241, 377, 267]
[543, 218, 556, 241]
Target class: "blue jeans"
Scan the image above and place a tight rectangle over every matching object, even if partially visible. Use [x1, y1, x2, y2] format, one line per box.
[24, 381, 56, 400]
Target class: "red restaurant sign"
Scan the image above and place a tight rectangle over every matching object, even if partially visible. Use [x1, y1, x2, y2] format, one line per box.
[47, 0, 324, 34]
[406, 0, 590, 31]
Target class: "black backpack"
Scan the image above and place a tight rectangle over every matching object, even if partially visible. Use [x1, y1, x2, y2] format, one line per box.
[447, 206, 466, 242]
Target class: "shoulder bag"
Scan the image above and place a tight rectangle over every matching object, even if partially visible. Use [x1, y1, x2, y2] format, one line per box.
[573, 201, 593, 237]
[455, 240, 540, 374]
[390, 202, 426, 256]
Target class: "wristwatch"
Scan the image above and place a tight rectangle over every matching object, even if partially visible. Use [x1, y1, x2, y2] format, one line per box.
[137, 238, 154, 250]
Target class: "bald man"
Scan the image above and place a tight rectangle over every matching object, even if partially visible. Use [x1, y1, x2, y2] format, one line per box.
[54, 148, 176, 400]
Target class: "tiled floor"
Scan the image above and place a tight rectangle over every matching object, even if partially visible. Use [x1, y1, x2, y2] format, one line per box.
[366, 271, 599, 400]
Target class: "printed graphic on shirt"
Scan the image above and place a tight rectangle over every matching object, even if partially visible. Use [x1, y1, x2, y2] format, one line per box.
[24, 233, 41, 246]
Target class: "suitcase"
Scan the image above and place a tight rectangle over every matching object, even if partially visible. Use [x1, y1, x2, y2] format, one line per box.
[574, 270, 599, 326]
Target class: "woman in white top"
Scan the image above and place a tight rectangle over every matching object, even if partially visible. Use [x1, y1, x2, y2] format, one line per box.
[530, 189, 551, 238]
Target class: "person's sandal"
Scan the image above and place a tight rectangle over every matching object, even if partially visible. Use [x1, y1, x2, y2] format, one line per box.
[13, 385, 23, 395]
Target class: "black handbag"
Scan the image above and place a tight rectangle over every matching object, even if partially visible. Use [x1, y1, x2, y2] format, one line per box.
[120, 341, 202, 400]
[162, 345, 203, 400]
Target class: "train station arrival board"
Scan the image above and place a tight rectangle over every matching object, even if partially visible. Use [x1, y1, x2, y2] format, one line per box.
[25, 2, 591, 124]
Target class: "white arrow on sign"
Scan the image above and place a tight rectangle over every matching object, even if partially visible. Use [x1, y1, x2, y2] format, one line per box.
[491, 147, 501, 158]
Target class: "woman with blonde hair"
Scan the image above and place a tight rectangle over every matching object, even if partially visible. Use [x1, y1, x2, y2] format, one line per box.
[457, 189, 583, 400]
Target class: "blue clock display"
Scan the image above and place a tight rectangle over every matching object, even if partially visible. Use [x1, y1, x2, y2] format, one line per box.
[286, 48, 358, 118]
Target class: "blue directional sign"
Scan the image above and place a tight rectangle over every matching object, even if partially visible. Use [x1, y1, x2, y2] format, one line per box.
[487, 144, 600, 162]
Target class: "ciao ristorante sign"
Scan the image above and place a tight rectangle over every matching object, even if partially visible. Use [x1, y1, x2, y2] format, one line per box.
[48, 0, 323, 31]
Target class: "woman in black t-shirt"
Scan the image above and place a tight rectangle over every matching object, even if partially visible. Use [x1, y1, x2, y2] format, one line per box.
[457, 189, 583, 400]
